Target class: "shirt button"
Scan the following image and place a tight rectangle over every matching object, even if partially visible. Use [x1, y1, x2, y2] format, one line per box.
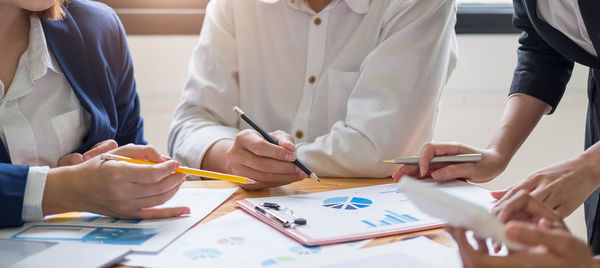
[295, 130, 304, 139]
[308, 76, 316, 84]
[314, 18, 321, 25]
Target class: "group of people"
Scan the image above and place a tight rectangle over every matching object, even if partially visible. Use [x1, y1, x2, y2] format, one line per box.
[0, 0, 598, 266]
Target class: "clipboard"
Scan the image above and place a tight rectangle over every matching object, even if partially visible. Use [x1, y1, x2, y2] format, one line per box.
[235, 181, 494, 247]
[236, 199, 445, 246]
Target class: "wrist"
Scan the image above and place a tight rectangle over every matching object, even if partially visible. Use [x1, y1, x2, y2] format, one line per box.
[578, 150, 600, 188]
[202, 139, 234, 173]
[42, 166, 79, 216]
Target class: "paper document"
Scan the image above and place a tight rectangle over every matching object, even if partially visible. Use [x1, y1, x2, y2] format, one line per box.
[242, 180, 494, 243]
[284, 236, 462, 268]
[123, 210, 371, 267]
[0, 187, 237, 253]
[0, 239, 130, 268]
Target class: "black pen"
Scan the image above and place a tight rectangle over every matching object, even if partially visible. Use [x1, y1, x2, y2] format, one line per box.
[233, 106, 320, 182]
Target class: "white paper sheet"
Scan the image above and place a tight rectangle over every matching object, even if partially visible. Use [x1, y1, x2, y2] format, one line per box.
[245, 180, 494, 240]
[122, 210, 371, 267]
[1, 239, 130, 268]
[284, 236, 462, 268]
[0, 187, 237, 253]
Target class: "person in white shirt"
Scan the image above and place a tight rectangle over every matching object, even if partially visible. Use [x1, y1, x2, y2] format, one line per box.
[0, 0, 188, 228]
[168, 0, 458, 189]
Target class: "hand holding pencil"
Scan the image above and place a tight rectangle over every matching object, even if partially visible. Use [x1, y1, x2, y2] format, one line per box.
[200, 106, 318, 190]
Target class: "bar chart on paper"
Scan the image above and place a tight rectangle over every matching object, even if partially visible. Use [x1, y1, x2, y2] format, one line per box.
[361, 210, 420, 228]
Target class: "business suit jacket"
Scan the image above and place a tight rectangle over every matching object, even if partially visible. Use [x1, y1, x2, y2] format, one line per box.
[0, 0, 144, 228]
[510, 0, 600, 253]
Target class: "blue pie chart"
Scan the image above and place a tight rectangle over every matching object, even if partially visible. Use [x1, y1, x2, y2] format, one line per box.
[322, 197, 373, 210]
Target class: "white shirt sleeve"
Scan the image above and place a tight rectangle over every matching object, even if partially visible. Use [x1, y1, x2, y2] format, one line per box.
[168, 0, 241, 168]
[295, 0, 458, 177]
[21, 166, 49, 221]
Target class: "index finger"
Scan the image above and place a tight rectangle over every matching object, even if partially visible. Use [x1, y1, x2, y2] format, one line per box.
[418, 143, 477, 177]
[505, 222, 574, 256]
[242, 131, 295, 161]
[495, 190, 559, 224]
[109, 144, 165, 163]
[106, 160, 179, 184]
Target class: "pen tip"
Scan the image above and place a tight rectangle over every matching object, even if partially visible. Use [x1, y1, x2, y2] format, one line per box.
[382, 159, 395, 164]
[310, 173, 320, 182]
[233, 106, 244, 116]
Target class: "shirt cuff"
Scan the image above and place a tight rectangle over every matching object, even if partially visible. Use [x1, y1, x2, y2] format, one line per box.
[172, 125, 239, 169]
[21, 166, 49, 222]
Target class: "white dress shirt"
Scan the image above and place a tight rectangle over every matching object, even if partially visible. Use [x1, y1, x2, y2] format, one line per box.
[0, 16, 89, 221]
[537, 0, 597, 57]
[169, 0, 457, 178]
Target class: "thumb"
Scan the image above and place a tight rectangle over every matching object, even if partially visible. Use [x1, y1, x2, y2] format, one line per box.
[83, 140, 119, 161]
[270, 130, 296, 151]
[430, 163, 476, 181]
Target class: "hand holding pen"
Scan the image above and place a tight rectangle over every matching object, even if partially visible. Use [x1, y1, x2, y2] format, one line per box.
[392, 142, 499, 183]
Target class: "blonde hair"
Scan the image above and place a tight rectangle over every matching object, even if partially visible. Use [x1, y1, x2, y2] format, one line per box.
[37, 0, 68, 20]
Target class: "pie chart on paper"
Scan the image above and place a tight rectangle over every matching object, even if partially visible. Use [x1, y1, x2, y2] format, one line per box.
[322, 197, 373, 210]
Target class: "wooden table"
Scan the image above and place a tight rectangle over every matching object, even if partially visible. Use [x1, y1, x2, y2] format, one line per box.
[183, 178, 453, 248]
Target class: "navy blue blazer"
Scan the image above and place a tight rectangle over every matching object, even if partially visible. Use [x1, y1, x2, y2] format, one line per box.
[0, 0, 145, 228]
[510, 0, 600, 253]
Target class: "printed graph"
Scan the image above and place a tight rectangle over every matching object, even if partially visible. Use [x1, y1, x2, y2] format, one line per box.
[183, 248, 222, 260]
[261, 256, 296, 266]
[322, 197, 372, 210]
[217, 237, 245, 245]
[289, 245, 322, 255]
[45, 212, 142, 224]
[361, 210, 420, 228]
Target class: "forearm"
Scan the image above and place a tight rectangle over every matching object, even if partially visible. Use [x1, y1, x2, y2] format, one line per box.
[487, 94, 549, 163]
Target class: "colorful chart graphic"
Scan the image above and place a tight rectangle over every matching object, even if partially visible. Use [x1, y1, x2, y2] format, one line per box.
[322, 197, 372, 210]
[379, 190, 403, 194]
[183, 248, 222, 260]
[361, 210, 420, 228]
[217, 236, 245, 245]
[13, 225, 157, 245]
[45, 212, 142, 224]
[289, 245, 322, 255]
[261, 256, 296, 266]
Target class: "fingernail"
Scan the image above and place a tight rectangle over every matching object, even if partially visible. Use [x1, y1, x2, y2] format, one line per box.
[431, 171, 442, 180]
[161, 154, 173, 161]
[181, 208, 191, 215]
[286, 153, 295, 161]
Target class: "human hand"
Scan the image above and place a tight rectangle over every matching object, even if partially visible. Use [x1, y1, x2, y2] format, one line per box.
[492, 189, 565, 228]
[447, 221, 595, 268]
[392, 142, 509, 183]
[492, 153, 600, 218]
[43, 144, 190, 219]
[57, 139, 119, 166]
[224, 130, 306, 190]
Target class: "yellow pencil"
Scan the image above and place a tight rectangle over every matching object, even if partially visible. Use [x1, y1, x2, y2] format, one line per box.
[100, 153, 253, 184]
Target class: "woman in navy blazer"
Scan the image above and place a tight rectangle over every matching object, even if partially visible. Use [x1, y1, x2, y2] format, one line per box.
[0, 0, 188, 228]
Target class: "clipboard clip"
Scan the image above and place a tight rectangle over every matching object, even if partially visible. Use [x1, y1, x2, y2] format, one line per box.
[254, 202, 307, 228]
